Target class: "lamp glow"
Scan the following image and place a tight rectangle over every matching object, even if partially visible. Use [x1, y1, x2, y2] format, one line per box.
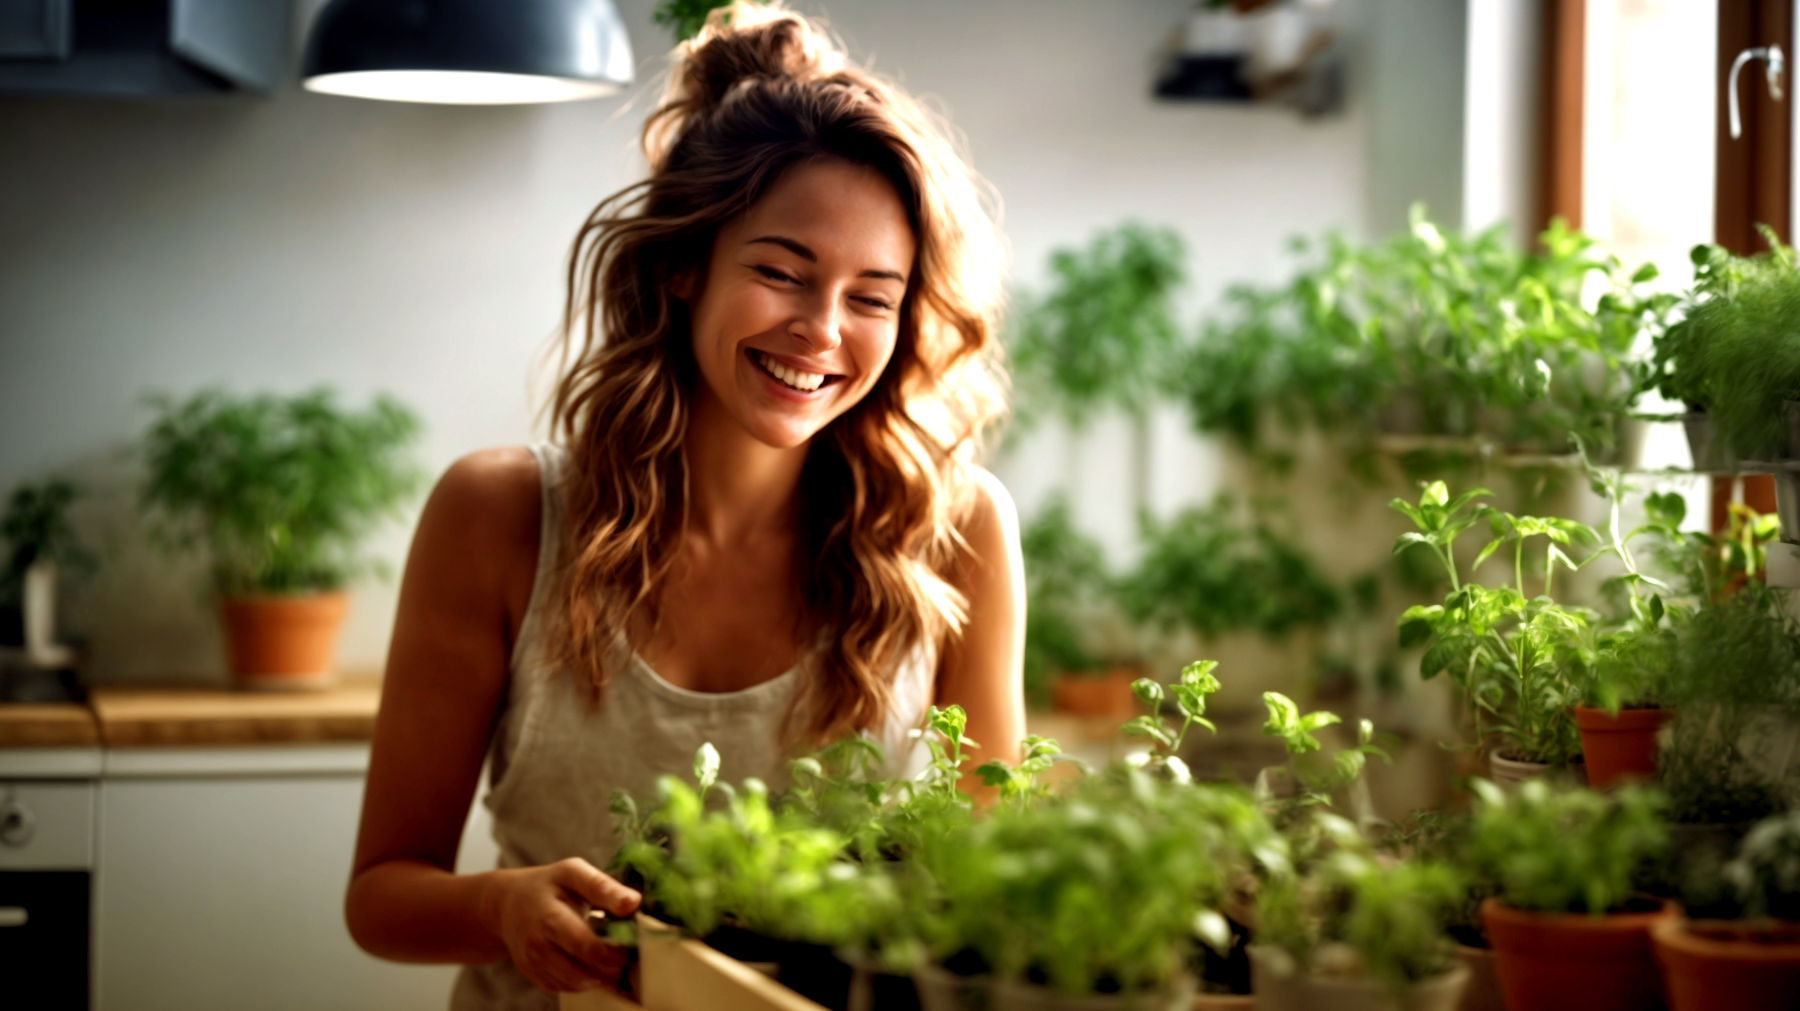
[304, 70, 620, 105]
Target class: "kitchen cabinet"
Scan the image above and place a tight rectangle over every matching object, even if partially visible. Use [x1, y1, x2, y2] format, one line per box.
[94, 744, 496, 1011]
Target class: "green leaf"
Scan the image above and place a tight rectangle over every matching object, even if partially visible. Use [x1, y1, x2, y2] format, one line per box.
[1131, 677, 1165, 708]
[1421, 481, 1449, 508]
[1399, 618, 1435, 648]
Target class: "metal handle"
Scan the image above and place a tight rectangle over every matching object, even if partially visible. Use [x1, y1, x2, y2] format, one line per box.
[1729, 44, 1786, 140]
[0, 907, 26, 928]
[0, 799, 36, 847]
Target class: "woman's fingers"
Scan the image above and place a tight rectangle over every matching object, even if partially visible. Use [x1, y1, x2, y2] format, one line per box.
[522, 939, 618, 994]
[551, 857, 642, 917]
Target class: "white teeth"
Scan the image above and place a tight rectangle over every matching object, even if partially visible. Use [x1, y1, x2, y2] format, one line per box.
[757, 352, 826, 392]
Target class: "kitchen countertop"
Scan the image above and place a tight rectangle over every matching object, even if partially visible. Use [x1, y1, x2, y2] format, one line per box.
[89, 678, 382, 746]
[0, 678, 382, 748]
[0, 702, 100, 746]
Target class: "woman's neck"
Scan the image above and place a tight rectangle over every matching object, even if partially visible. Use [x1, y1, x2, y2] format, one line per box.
[684, 385, 809, 545]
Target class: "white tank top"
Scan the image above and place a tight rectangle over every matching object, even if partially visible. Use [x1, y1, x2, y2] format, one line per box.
[451, 443, 934, 1011]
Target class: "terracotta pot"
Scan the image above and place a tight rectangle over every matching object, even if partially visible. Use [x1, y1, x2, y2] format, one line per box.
[1652, 918, 1800, 1011]
[1572, 706, 1670, 788]
[1051, 666, 1142, 718]
[1248, 946, 1468, 1011]
[1453, 944, 1504, 1011]
[220, 592, 347, 691]
[1480, 897, 1676, 1011]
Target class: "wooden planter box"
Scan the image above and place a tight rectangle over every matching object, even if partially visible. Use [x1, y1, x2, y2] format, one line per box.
[560, 915, 826, 1011]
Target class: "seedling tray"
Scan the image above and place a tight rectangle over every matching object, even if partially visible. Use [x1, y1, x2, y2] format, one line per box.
[560, 914, 827, 1011]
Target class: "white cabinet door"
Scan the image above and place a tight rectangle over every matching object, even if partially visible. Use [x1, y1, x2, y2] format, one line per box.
[95, 762, 496, 1011]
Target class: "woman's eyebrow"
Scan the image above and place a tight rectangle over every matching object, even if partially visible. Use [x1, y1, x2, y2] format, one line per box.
[747, 235, 907, 283]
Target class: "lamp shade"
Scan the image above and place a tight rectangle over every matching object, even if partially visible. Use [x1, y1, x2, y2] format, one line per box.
[301, 0, 633, 105]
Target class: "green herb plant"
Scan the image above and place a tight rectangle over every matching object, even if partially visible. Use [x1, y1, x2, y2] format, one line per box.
[1119, 659, 1224, 783]
[1725, 810, 1800, 921]
[1393, 481, 1594, 765]
[1010, 222, 1187, 514]
[1254, 815, 1466, 994]
[1257, 691, 1391, 827]
[1649, 231, 1800, 458]
[1463, 778, 1669, 915]
[140, 389, 421, 596]
[1116, 495, 1341, 645]
[1659, 582, 1800, 824]
[1183, 206, 1674, 472]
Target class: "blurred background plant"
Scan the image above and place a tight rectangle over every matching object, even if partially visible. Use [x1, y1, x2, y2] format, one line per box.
[140, 389, 422, 597]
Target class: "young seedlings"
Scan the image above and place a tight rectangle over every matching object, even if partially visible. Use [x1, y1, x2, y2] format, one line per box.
[1121, 659, 1224, 782]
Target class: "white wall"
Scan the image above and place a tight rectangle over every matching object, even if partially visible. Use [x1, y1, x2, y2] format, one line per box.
[0, 0, 1449, 683]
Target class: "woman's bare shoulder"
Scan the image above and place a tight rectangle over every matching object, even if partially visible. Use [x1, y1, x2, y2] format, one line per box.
[955, 465, 1022, 572]
[412, 446, 543, 598]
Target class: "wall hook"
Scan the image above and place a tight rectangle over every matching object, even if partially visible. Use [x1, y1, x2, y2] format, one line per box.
[1729, 44, 1785, 140]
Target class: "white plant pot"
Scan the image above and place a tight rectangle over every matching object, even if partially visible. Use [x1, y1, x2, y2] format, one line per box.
[1249, 946, 1470, 1011]
[1486, 750, 1586, 790]
[21, 560, 72, 669]
[989, 975, 1195, 1011]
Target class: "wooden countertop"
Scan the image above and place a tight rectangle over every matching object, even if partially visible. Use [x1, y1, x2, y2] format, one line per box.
[87, 679, 382, 746]
[0, 703, 101, 746]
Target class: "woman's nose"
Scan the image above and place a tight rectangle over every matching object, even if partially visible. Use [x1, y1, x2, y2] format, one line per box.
[789, 291, 843, 352]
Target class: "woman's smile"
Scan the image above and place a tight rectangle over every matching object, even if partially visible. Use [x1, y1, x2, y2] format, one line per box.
[747, 348, 845, 396]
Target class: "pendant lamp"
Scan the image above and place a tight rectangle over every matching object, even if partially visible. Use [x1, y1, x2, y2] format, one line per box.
[302, 0, 633, 105]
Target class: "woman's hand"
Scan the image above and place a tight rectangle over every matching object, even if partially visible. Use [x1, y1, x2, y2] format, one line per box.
[484, 858, 643, 993]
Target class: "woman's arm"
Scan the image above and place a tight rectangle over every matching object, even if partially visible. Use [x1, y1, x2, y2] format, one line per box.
[344, 447, 639, 992]
[935, 467, 1028, 777]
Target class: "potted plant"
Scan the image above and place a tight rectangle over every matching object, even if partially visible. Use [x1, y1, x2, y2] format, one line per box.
[1019, 497, 1141, 717]
[1463, 779, 1674, 1011]
[1652, 231, 1800, 468]
[1654, 577, 1800, 909]
[1653, 810, 1800, 1010]
[1251, 830, 1471, 1011]
[1392, 482, 1590, 784]
[1565, 467, 1685, 788]
[1114, 495, 1341, 717]
[140, 389, 420, 689]
[1181, 207, 1671, 474]
[1, 480, 90, 668]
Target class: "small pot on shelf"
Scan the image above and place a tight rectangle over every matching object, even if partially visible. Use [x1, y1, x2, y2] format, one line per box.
[1452, 941, 1505, 1011]
[1050, 665, 1143, 719]
[1480, 896, 1676, 1011]
[1682, 410, 1730, 472]
[1652, 917, 1800, 1011]
[1247, 945, 1469, 1011]
[1485, 750, 1584, 790]
[989, 974, 1195, 1011]
[1572, 706, 1669, 788]
[220, 592, 347, 691]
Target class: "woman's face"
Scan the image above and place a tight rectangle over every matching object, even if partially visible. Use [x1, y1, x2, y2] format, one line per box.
[686, 156, 916, 450]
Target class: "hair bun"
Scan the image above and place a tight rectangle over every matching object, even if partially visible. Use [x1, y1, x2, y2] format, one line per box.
[645, 2, 847, 168]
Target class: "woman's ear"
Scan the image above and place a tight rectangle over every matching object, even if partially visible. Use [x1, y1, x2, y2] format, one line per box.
[668, 267, 700, 303]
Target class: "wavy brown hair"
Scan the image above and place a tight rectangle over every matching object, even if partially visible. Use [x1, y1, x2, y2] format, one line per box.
[549, 3, 1007, 744]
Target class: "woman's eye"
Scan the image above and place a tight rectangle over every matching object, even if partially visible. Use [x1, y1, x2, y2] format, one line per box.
[754, 265, 798, 284]
[853, 296, 894, 311]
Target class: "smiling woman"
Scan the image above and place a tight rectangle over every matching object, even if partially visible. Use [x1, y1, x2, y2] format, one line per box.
[341, 4, 1024, 1010]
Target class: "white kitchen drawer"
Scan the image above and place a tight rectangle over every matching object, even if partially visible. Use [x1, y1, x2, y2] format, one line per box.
[0, 781, 94, 871]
